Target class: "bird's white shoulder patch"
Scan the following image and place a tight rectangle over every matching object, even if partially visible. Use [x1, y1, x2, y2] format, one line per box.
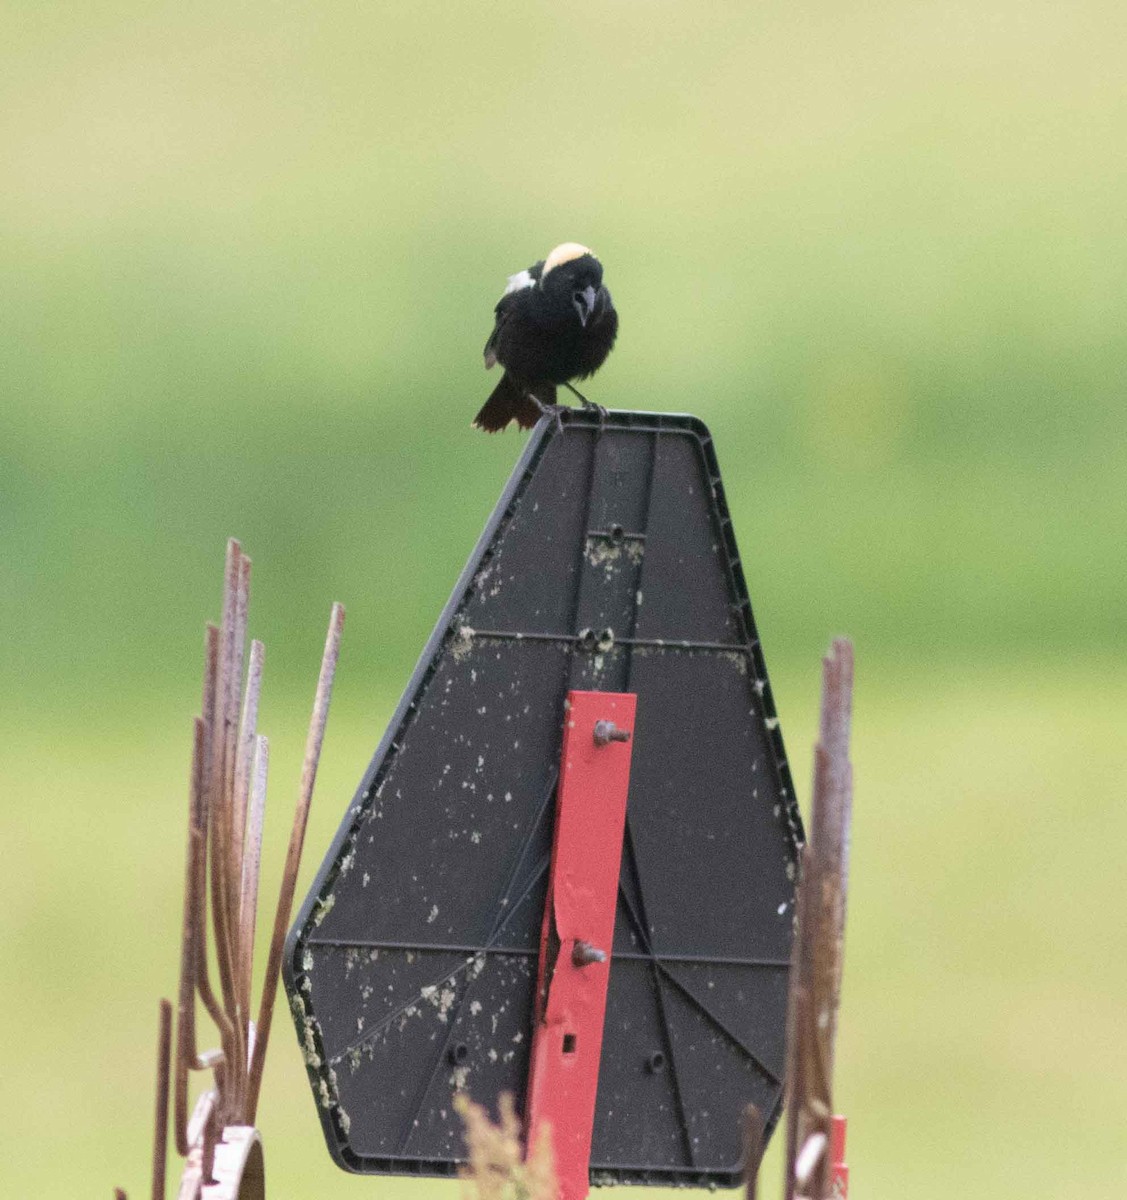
[503, 269, 535, 296]
[542, 242, 593, 276]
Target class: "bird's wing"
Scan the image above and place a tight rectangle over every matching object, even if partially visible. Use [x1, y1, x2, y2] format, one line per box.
[483, 298, 514, 369]
[500, 259, 543, 298]
[484, 260, 543, 369]
[503, 268, 535, 295]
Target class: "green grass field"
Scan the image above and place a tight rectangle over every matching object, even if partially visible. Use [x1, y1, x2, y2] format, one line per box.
[2, 1, 1125, 1196]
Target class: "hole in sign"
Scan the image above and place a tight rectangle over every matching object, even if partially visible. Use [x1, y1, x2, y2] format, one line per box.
[449, 1043, 469, 1065]
[562, 1033, 577, 1055]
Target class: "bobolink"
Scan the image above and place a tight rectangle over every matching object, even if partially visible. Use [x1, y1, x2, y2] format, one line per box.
[473, 242, 618, 432]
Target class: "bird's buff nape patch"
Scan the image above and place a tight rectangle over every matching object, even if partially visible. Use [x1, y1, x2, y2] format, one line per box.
[542, 242, 594, 276]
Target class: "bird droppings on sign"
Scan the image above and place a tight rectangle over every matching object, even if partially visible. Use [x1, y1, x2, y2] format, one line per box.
[292, 991, 324, 1069]
[720, 650, 749, 675]
[585, 535, 645, 580]
[450, 1065, 470, 1091]
[450, 624, 475, 662]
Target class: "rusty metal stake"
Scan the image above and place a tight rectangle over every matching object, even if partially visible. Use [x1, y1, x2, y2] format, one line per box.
[151, 999, 172, 1200]
[744, 1104, 764, 1200]
[782, 638, 854, 1200]
[132, 541, 344, 1198]
[246, 600, 345, 1122]
[237, 733, 269, 1038]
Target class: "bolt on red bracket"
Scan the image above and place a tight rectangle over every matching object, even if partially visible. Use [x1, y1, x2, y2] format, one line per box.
[525, 691, 637, 1200]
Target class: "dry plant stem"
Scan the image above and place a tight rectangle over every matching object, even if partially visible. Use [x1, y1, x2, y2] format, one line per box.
[246, 601, 345, 1122]
[238, 734, 269, 1026]
[152, 999, 173, 1200]
[454, 1092, 556, 1200]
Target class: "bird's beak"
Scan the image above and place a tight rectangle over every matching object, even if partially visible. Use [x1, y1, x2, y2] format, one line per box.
[574, 285, 597, 327]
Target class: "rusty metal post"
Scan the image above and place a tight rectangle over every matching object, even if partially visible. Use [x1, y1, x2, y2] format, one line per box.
[246, 600, 345, 1122]
[782, 638, 854, 1200]
[743, 1105, 764, 1200]
[152, 999, 172, 1200]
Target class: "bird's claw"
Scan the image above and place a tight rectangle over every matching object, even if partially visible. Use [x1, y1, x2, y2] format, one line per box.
[530, 395, 569, 436]
[563, 383, 608, 429]
[580, 398, 609, 428]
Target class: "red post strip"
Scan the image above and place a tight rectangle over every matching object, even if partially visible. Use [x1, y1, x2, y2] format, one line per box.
[831, 1115, 849, 1199]
[525, 691, 637, 1200]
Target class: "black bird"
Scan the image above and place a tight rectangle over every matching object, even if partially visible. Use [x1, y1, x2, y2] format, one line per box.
[474, 242, 618, 432]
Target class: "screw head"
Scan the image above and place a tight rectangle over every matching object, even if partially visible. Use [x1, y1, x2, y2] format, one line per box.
[571, 940, 608, 967]
[593, 720, 631, 747]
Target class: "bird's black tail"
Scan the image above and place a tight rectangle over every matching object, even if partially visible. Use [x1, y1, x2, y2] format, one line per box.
[473, 374, 554, 432]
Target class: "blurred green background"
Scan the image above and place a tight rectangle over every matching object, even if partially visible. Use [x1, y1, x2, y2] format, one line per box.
[2, 1, 1125, 1196]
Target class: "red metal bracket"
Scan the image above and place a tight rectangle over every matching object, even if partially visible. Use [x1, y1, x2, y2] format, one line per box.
[831, 1115, 849, 1198]
[525, 691, 637, 1200]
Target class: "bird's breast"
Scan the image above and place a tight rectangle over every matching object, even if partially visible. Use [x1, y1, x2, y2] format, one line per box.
[495, 296, 616, 384]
